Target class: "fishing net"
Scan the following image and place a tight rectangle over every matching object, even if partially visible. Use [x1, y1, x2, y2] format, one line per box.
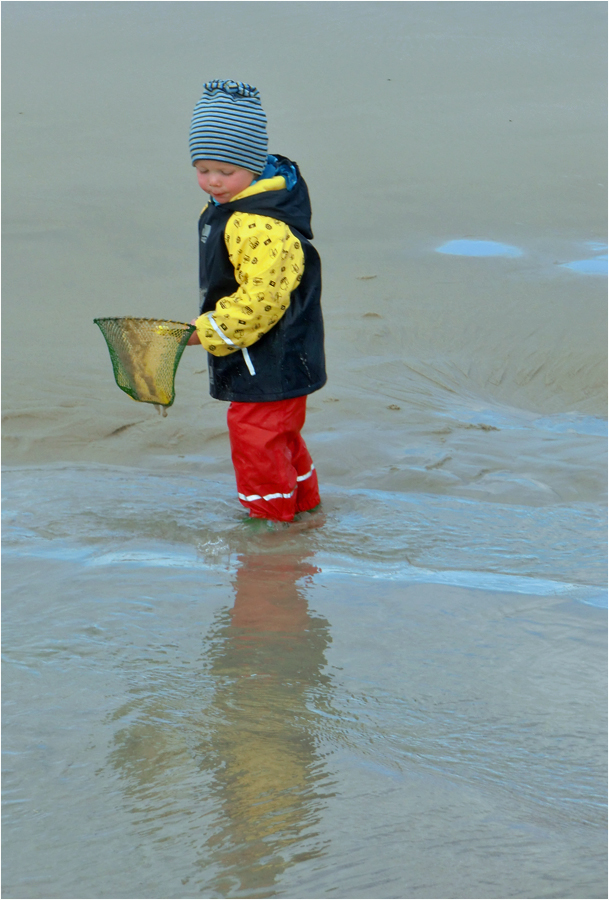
[94, 317, 195, 409]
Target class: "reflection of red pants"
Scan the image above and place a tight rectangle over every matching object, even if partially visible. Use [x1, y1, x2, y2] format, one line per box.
[227, 396, 320, 522]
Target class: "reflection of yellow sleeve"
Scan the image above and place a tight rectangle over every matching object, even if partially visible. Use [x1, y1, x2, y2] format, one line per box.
[194, 213, 305, 357]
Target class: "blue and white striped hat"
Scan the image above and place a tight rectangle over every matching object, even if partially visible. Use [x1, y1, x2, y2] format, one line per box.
[189, 80, 268, 173]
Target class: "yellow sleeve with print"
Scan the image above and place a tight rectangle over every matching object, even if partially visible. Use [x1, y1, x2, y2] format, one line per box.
[194, 213, 305, 356]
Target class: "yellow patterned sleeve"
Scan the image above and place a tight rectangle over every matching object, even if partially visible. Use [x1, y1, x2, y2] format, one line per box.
[194, 212, 305, 356]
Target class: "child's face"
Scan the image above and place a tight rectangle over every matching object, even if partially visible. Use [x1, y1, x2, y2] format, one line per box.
[194, 160, 255, 203]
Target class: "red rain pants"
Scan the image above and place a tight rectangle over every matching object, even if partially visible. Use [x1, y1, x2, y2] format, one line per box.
[227, 396, 320, 522]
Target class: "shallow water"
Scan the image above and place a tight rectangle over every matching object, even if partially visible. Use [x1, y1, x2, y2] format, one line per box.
[2, 2, 607, 898]
[3, 467, 607, 899]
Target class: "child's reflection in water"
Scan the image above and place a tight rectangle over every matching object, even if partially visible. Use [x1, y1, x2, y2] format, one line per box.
[104, 543, 334, 896]
[198, 548, 334, 896]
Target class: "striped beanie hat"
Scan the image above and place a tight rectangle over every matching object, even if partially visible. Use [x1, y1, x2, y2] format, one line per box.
[189, 80, 268, 173]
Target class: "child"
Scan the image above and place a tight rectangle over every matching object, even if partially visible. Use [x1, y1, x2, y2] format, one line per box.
[186, 80, 326, 522]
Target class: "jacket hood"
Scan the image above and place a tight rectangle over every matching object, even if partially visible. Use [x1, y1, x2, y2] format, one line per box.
[222, 155, 314, 240]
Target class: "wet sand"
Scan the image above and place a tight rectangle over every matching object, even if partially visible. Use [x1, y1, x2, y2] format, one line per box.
[2, 3, 607, 898]
[2, 1, 607, 461]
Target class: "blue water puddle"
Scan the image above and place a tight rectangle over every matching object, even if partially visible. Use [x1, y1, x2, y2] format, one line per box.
[560, 255, 608, 276]
[533, 414, 608, 438]
[436, 239, 523, 258]
[435, 238, 609, 275]
[439, 404, 608, 437]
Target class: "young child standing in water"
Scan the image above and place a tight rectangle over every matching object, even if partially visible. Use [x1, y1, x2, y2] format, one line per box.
[186, 80, 326, 522]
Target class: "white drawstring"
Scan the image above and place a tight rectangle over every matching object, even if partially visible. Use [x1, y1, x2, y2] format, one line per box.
[206, 314, 256, 375]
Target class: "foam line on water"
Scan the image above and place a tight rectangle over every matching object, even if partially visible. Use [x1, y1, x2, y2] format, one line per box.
[4, 543, 216, 571]
[3, 468, 605, 590]
[88, 549, 204, 568]
[5, 537, 605, 606]
[313, 553, 607, 605]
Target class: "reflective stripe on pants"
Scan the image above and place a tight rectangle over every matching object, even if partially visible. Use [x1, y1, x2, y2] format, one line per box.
[227, 396, 320, 522]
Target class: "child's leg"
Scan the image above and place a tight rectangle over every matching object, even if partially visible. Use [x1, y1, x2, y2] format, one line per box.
[287, 424, 321, 514]
[227, 396, 320, 522]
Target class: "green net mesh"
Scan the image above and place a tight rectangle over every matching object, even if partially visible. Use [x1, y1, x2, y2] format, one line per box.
[94, 317, 195, 408]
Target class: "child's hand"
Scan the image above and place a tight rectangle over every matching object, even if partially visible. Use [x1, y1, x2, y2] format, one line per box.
[187, 319, 201, 345]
